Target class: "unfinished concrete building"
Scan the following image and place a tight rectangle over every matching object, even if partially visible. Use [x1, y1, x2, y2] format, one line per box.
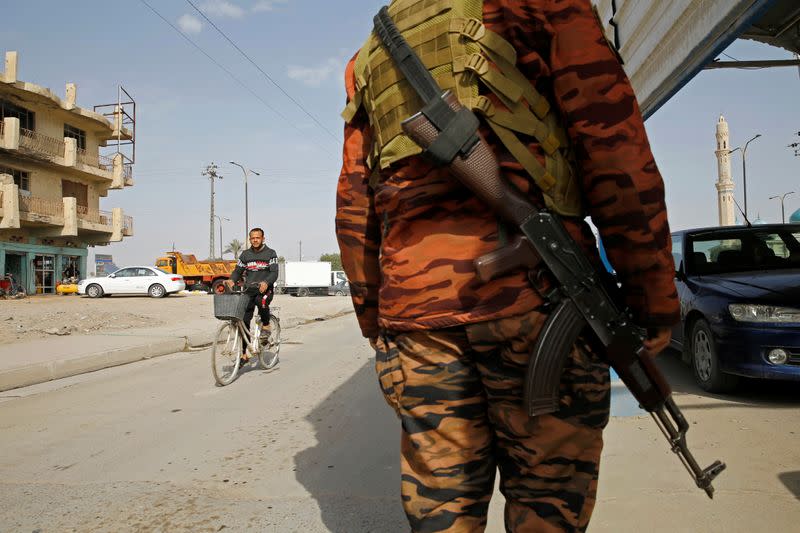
[0, 51, 135, 294]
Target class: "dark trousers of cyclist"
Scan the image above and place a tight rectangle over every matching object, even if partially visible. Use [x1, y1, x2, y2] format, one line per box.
[243, 290, 272, 335]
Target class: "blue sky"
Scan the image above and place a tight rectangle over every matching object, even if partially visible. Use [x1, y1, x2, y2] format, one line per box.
[2, 1, 799, 268]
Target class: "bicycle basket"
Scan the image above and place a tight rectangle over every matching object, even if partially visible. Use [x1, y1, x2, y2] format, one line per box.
[214, 293, 250, 321]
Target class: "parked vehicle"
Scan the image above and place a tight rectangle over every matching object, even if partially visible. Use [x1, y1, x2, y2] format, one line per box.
[276, 261, 331, 297]
[331, 270, 347, 286]
[670, 224, 800, 392]
[155, 251, 236, 294]
[79, 266, 186, 298]
[0, 273, 26, 299]
[329, 280, 350, 296]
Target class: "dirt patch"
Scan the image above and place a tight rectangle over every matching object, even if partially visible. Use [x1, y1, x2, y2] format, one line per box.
[0, 294, 355, 345]
[1, 300, 158, 344]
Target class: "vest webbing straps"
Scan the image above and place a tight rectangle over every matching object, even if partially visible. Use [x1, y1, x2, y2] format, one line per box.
[346, 0, 584, 217]
[373, 6, 479, 165]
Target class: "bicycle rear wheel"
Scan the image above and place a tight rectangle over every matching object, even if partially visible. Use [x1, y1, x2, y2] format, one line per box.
[212, 321, 242, 386]
[258, 316, 281, 370]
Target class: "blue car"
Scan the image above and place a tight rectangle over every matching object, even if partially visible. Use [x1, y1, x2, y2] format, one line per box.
[670, 224, 800, 392]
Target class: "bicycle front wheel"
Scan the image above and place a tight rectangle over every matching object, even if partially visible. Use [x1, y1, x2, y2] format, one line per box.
[258, 316, 281, 370]
[211, 321, 242, 386]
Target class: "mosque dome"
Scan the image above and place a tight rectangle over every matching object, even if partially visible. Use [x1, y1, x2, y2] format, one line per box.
[790, 208, 800, 223]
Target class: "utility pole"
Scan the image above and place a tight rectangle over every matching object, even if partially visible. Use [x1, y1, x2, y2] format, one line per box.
[769, 192, 795, 223]
[789, 132, 800, 157]
[229, 161, 260, 242]
[299, 240, 302, 261]
[215, 215, 230, 258]
[741, 134, 761, 220]
[202, 163, 223, 259]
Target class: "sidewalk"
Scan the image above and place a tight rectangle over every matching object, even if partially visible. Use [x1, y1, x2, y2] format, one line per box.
[0, 304, 353, 392]
[0, 318, 215, 392]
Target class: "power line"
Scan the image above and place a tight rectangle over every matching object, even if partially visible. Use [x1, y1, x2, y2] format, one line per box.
[185, 0, 341, 144]
[713, 52, 772, 70]
[135, 171, 333, 186]
[137, 0, 337, 159]
[136, 166, 334, 174]
[135, 167, 336, 178]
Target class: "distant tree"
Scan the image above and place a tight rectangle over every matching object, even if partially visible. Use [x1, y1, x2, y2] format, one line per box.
[319, 252, 343, 271]
[277, 256, 286, 263]
[225, 239, 245, 260]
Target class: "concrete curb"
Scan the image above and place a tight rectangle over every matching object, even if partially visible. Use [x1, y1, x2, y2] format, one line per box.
[0, 337, 187, 393]
[0, 310, 354, 392]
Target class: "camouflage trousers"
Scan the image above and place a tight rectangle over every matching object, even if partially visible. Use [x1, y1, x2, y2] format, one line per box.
[373, 309, 611, 532]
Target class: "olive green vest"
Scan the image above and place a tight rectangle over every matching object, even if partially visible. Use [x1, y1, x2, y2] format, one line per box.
[343, 0, 583, 216]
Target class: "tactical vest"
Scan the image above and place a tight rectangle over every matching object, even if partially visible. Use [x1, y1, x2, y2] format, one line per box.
[342, 0, 583, 217]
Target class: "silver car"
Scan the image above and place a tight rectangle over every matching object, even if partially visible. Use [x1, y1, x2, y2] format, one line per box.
[78, 266, 186, 298]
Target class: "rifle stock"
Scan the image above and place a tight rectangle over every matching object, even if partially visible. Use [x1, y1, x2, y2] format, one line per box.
[402, 93, 534, 227]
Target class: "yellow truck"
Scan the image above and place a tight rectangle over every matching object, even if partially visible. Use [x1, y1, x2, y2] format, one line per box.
[155, 252, 236, 294]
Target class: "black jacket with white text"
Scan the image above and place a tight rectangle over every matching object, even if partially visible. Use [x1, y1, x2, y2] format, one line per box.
[230, 245, 279, 288]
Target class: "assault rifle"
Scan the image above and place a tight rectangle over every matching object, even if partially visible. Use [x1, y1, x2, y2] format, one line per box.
[373, 6, 725, 498]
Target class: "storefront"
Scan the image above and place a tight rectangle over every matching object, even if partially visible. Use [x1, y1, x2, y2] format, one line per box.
[33, 254, 56, 294]
[0, 242, 87, 296]
[3, 251, 26, 290]
[62, 255, 82, 280]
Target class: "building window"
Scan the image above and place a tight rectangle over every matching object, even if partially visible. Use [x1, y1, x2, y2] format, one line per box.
[62, 256, 81, 280]
[61, 179, 88, 207]
[0, 165, 30, 191]
[0, 98, 35, 130]
[64, 124, 87, 150]
[671, 234, 683, 272]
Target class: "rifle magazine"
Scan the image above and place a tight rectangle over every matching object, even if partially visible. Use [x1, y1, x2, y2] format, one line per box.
[525, 299, 585, 417]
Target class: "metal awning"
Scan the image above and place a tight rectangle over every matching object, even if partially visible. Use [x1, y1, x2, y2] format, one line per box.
[741, 0, 800, 54]
[594, 0, 800, 119]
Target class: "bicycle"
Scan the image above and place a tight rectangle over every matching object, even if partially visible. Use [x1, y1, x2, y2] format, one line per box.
[211, 287, 281, 386]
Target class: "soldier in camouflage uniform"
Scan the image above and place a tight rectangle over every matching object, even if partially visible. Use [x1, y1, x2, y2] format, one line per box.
[335, 0, 679, 531]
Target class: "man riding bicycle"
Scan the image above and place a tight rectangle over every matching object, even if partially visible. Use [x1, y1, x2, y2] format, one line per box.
[224, 227, 279, 363]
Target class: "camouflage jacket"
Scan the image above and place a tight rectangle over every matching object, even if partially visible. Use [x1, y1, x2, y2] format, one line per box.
[336, 0, 680, 339]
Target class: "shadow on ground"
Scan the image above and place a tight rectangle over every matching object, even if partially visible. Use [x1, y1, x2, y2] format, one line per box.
[778, 471, 800, 500]
[294, 360, 407, 532]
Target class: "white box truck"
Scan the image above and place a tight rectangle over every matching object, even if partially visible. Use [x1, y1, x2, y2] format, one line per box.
[331, 270, 347, 286]
[276, 261, 331, 297]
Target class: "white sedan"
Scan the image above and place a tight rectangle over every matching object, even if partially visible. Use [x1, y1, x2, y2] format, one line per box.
[78, 266, 186, 298]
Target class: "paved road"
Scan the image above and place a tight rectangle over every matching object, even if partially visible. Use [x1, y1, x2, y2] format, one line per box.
[0, 314, 406, 532]
[1, 313, 798, 532]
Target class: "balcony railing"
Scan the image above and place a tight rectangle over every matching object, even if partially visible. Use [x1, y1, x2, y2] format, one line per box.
[123, 215, 133, 233]
[98, 154, 114, 172]
[19, 128, 65, 159]
[123, 164, 133, 183]
[76, 147, 100, 168]
[77, 205, 112, 226]
[18, 194, 64, 218]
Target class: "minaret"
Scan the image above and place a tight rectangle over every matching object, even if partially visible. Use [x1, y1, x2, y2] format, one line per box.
[715, 115, 736, 226]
